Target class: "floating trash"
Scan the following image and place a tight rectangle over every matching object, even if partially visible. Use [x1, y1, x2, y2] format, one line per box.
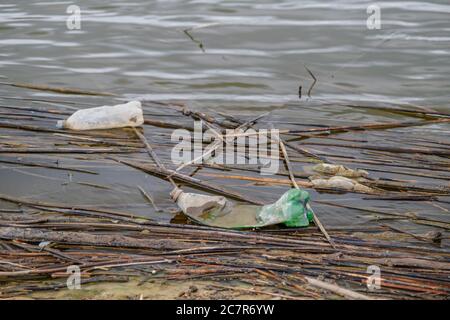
[171, 188, 314, 229]
[310, 176, 373, 193]
[57, 100, 143, 130]
[313, 163, 368, 178]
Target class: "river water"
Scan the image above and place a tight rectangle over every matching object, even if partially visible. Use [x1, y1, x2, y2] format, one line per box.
[0, 1, 449, 229]
[1, 1, 450, 108]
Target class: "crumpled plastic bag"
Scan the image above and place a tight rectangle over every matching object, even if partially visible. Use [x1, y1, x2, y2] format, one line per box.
[310, 176, 374, 193]
[313, 163, 368, 178]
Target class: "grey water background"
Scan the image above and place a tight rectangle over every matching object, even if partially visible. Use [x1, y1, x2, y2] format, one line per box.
[1, 0, 450, 107]
[0, 1, 449, 227]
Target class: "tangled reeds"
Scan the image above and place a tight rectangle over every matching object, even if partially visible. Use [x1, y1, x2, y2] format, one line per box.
[0, 82, 449, 299]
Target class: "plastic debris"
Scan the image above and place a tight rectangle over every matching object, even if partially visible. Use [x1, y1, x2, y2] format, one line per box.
[313, 163, 368, 178]
[256, 188, 314, 227]
[311, 176, 373, 193]
[38, 241, 51, 250]
[57, 100, 144, 130]
[171, 188, 231, 216]
[171, 188, 314, 229]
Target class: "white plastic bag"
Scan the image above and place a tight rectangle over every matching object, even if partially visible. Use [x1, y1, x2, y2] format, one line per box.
[57, 100, 144, 130]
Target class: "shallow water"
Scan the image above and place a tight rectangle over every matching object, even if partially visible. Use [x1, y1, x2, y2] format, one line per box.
[0, 1, 449, 231]
[1, 0, 450, 107]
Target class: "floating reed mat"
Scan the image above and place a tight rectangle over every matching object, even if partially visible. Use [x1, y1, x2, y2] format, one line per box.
[0, 83, 449, 299]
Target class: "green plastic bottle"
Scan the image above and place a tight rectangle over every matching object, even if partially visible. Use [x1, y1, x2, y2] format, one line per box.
[256, 189, 314, 227]
[173, 188, 315, 229]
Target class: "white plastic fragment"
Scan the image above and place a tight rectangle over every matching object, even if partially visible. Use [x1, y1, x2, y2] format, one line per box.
[38, 241, 51, 250]
[311, 176, 373, 193]
[171, 188, 231, 216]
[57, 100, 144, 130]
[313, 163, 368, 178]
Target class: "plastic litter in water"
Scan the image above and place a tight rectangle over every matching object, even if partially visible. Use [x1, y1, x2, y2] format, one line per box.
[56, 100, 144, 130]
[313, 163, 368, 178]
[310, 176, 373, 193]
[256, 188, 314, 227]
[172, 188, 314, 229]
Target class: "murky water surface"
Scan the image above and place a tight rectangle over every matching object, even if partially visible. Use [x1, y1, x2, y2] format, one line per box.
[0, 1, 449, 229]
